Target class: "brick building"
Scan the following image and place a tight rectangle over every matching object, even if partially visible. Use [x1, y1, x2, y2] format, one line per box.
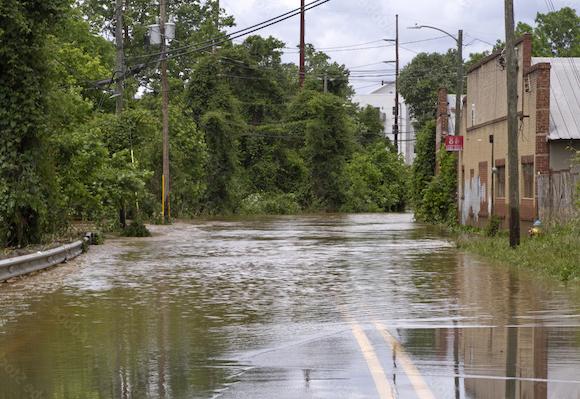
[454, 34, 579, 227]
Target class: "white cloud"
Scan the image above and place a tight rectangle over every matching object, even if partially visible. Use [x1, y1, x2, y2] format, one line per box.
[221, 0, 580, 93]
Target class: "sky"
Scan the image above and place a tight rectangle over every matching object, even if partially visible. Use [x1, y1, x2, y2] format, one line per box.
[220, 0, 579, 94]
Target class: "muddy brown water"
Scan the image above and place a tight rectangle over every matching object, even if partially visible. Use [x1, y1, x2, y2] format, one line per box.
[0, 214, 578, 398]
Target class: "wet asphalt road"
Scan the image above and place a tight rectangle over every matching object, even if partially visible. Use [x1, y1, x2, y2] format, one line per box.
[0, 213, 579, 398]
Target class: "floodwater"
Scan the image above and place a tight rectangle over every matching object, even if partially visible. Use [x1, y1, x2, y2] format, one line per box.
[0, 214, 579, 399]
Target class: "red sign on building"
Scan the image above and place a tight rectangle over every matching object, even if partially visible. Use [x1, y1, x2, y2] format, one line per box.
[445, 135, 464, 152]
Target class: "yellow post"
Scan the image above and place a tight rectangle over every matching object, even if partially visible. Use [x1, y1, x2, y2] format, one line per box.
[161, 174, 165, 218]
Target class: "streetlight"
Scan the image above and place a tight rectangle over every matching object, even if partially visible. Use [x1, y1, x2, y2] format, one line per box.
[408, 24, 464, 138]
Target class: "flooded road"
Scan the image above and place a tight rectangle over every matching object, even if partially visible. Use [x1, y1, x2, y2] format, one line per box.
[0, 214, 579, 398]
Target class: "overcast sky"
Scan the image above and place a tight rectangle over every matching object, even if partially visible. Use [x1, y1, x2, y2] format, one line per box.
[220, 0, 579, 93]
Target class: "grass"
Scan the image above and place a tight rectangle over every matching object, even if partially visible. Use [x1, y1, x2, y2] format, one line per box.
[455, 221, 580, 282]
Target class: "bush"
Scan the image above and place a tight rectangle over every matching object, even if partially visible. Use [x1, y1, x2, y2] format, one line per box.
[342, 142, 409, 212]
[415, 149, 458, 225]
[484, 216, 502, 237]
[91, 231, 105, 245]
[121, 220, 151, 237]
[240, 192, 301, 215]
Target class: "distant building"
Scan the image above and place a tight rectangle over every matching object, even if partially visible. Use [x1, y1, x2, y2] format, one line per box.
[353, 83, 416, 165]
[455, 34, 579, 227]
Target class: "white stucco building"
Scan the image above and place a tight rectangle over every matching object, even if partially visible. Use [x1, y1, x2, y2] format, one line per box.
[353, 83, 416, 165]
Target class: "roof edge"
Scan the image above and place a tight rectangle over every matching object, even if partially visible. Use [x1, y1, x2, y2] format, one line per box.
[467, 34, 531, 74]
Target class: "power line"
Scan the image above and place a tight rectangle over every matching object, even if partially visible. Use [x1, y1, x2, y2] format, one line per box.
[95, 0, 331, 87]
[284, 36, 449, 54]
[155, 0, 329, 65]
[127, 0, 329, 62]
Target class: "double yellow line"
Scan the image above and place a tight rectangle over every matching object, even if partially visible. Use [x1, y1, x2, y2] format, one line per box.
[349, 320, 437, 399]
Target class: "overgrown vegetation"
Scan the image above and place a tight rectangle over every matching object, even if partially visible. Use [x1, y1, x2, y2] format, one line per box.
[121, 220, 151, 238]
[415, 149, 458, 225]
[0, 0, 409, 247]
[456, 222, 580, 282]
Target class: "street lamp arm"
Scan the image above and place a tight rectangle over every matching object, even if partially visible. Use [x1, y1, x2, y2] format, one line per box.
[410, 25, 458, 43]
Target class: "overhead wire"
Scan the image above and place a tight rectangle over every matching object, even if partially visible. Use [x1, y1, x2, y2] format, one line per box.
[95, 0, 331, 87]
[127, 0, 329, 62]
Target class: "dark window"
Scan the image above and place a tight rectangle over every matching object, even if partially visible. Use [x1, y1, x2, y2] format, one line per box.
[496, 165, 506, 198]
[522, 162, 534, 198]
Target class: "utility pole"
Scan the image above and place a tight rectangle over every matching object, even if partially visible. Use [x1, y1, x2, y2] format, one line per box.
[490, 134, 495, 217]
[455, 29, 463, 137]
[115, 0, 124, 114]
[299, 0, 306, 88]
[394, 14, 400, 154]
[213, 0, 220, 52]
[505, 0, 520, 247]
[115, 0, 127, 228]
[323, 72, 328, 93]
[160, 0, 171, 223]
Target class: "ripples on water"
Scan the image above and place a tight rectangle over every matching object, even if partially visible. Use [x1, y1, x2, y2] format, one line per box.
[0, 213, 578, 398]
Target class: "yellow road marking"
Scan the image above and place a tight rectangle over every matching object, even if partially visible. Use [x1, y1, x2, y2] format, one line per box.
[374, 321, 437, 399]
[350, 322, 395, 399]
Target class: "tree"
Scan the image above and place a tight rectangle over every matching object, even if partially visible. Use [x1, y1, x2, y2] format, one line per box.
[355, 106, 388, 148]
[288, 91, 355, 210]
[0, 0, 68, 246]
[186, 55, 245, 214]
[411, 120, 436, 207]
[342, 142, 408, 213]
[398, 51, 457, 127]
[303, 44, 353, 99]
[517, 7, 580, 57]
[201, 111, 240, 214]
[415, 149, 458, 225]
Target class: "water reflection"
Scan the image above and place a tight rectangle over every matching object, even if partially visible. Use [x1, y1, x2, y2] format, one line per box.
[0, 214, 578, 398]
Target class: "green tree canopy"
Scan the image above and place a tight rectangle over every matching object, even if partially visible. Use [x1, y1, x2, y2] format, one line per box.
[398, 50, 457, 127]
[517, 7, 580, 57]
[0, 0, 69, 246]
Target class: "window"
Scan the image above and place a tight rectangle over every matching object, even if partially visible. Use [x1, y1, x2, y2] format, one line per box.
[522, 162, 534, 198]
[496, 165, 506, 198]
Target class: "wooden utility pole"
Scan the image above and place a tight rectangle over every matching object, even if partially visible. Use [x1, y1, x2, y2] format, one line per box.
[160, 0, 171, 223]
[115, 0, 124, 114]
[455, 29, 463, 137]
[299, 0, 306, 87]
[394, 14, 400, 153]
[505, 0, 520, 247]
[115, 0, 127, 228]
[213, 0, 220, 52]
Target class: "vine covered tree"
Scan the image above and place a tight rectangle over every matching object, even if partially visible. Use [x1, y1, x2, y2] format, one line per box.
[0, 0, 68, 246]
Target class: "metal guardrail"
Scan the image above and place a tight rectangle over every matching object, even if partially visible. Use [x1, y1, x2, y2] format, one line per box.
[0, 234, 92, 282]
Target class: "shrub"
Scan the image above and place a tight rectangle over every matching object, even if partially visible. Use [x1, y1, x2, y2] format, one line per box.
[240, 192, 301, 215]
[484, 216, 502, 237]
[121, 220, 151, 237]
[415, 149, 458, 225]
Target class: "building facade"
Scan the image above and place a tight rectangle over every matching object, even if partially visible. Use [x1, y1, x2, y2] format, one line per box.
[457, 34, 579, 227]
[353, 83, 416, 165]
